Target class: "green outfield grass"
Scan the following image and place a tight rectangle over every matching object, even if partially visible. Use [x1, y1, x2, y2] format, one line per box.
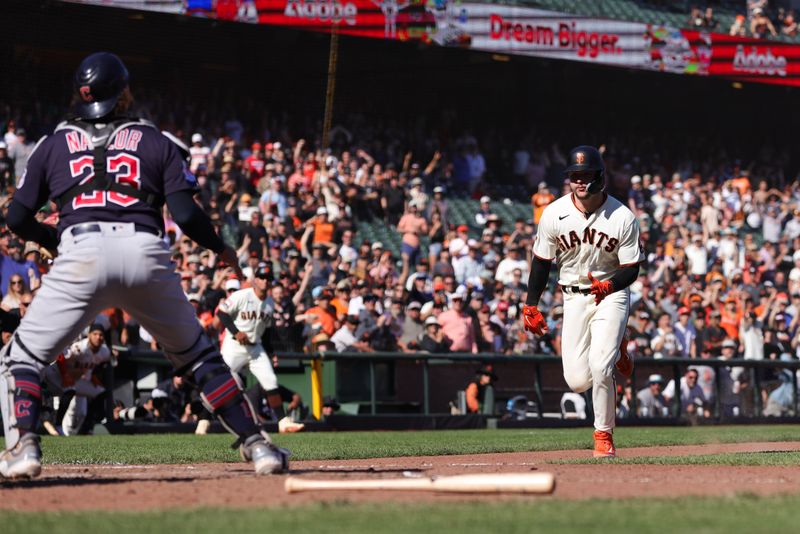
[1, 425, 799, 465]
[3, 495, 800, 534]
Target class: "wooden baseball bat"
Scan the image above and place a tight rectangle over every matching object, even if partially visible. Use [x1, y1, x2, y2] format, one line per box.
[285, 472, 555, 494]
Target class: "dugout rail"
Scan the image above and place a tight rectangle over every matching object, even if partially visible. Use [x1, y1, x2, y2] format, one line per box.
[116, 347, 800, 426]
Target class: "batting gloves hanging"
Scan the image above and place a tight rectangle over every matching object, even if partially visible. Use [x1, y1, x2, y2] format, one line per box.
[587, 272, 613, 305]
[521, 305, 548, 335]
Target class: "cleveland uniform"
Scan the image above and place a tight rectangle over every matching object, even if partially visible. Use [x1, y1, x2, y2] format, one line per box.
[533, 193, 644, 432]
[0, 52, 287, 480]
[218, 287, 278, 392]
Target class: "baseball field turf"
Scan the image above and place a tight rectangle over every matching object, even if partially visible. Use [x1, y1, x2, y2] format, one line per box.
[2, 425, 799, 533]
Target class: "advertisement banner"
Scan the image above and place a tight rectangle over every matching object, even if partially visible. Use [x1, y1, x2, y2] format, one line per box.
[63, 0, 800, 87]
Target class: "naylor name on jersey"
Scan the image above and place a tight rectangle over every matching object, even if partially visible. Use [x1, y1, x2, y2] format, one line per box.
[556, 227, 619, 253]
[65, 128, 142, 154]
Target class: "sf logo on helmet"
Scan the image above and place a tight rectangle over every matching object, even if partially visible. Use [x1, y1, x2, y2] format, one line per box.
[79, 85, 94, 102]
[575, 152, 585, 164]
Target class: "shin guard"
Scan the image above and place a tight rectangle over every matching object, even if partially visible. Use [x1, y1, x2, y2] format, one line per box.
[0, 367, 42, 449]
[193, 358, 262, 441]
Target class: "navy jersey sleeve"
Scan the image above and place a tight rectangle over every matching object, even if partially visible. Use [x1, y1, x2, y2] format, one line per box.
[13, 137, 50, 211]
[160, 135, 198, 197]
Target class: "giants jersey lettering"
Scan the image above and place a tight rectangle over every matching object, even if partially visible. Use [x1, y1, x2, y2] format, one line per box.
[218, 288, 274, 343]
[15, 121, 196, 235]
[533, 193, 644, 286]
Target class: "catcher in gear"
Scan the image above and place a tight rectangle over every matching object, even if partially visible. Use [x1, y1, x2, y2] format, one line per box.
[522, 145, 643, 458]
[0, 52, 288, 479]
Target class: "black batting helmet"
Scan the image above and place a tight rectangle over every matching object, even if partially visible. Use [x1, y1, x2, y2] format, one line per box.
[255, 263, 273, 281]
[73, 52, 129, 120]
[564, 145, 605, 194]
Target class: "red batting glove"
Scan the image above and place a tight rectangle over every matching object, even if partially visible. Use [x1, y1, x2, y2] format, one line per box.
[521, 305, 548, 336]
[588, 272, 613, 305]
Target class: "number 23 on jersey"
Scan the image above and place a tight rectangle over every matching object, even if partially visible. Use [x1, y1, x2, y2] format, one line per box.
[69, 153, 142, 209]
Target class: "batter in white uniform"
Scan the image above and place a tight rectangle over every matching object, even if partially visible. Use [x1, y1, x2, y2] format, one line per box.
[522, 145, 643, 458]
[216, 265, 304, 433]
[44, 324, 110, 436]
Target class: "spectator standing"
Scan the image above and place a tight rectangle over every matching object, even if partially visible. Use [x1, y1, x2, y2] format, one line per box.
[399, 301, 424, 348]
[674, 307, 696, 358]
[740, 312, 764, 360]
[453, 240, 483, 285]
[730, 14, 747, 36]
[465, 141, 486, 192]
[381, 174, 405, 225]
[437, 291, 477, 353]
[651, 312, 684, 359]
[397, 200, 428, 273]
[531, 183, 554, 225]
[750, 8, 778, 38]
[702, 7, 719, 30]
[782, 11, 798, 36]
[7, 129, 33, 181]
[475, 196, 493, 227]
[427, 210, 446, 266]
[304, 290, 337, 337]
[0, 142, 13, 191]
[685, 234, 708, 277]
[189, 133, 210, 174]
[428, 186, 449, 228]
[718, 339, 744, 417]
[700, 310, 727, 357]
[2, 120, 16, 146]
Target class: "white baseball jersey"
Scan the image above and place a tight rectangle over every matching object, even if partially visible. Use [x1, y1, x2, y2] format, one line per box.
[533, 193, 644, 285]
[217, 288, 274, 344]
[61, 338, 111, 383]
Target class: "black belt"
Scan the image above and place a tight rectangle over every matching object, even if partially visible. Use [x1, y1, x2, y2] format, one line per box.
[70, 223, 162, 238]
[560, 285, 592, 295]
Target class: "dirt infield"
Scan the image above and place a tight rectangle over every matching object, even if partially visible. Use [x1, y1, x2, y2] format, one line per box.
[3, 441, 800, 511]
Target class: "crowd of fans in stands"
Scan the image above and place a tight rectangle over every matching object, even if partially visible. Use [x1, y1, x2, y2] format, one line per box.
[1, 87, 800, 421]
[686, 1, 798, 39]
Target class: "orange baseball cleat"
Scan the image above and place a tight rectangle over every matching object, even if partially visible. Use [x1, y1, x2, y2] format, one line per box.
[615, 337, 633, 378]
[593, 430, 616, 458]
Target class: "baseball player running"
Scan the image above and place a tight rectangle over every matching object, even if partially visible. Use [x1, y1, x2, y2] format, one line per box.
[216, 264, 304, 433]
[44, 323, 111, 436]
[522, 146, 643, 458]
[0, 52, 288, 479]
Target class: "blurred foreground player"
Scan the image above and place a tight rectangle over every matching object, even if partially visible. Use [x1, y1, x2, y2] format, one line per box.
[521, 146, 643, 458]
[0, 52, 288, 479]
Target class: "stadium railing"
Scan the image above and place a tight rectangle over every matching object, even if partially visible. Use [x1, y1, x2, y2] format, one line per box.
[117, 347, 800, 424]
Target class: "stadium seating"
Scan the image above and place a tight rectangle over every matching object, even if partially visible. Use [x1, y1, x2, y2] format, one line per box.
[524, 0, 798, 43]
[355, 197, 533, 258]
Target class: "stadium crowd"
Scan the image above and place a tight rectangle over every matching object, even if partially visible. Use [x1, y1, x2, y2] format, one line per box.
[1, 90, 799, 423]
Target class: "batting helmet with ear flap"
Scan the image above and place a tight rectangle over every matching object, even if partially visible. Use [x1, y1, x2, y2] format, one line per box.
[73, 52, 129, 120]
[564, 145, 605, 194]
